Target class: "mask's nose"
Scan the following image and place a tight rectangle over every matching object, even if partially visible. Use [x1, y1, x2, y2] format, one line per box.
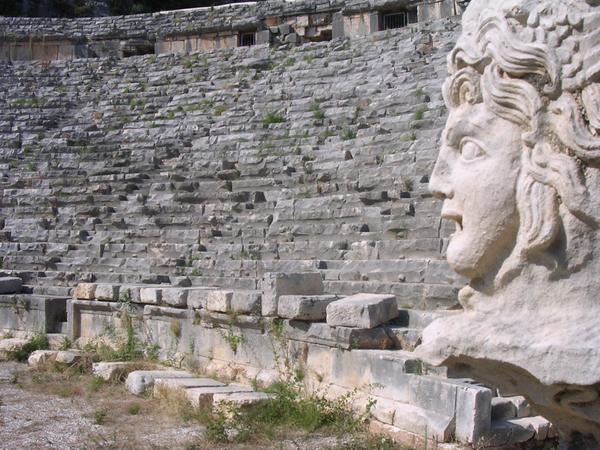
[429, 152, 453, 200]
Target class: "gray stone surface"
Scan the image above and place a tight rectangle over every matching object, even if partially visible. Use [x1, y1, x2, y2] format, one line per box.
[277, 294, 338, 320]
[206, 290, 233, 313]
[95, 284, 119, 301]
[161, 288, 188, 308]
[125, 370, 194, 395]
[0, 277, 22, 294]
[92, 361, 140, 381]
[261, 272, 324, 316]
[185, 384, 254, 408]
[326, 293, 398, 328]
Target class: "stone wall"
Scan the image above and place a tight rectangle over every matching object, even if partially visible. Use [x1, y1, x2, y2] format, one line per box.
[0, 0, 458, 61]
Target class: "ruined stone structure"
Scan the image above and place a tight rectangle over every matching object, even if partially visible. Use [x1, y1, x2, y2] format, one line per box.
[0, 0, 559, 447]
[419, 0, 600, 448]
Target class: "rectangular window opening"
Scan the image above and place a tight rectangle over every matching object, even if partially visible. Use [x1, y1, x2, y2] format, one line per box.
[239, 32, 256, 47]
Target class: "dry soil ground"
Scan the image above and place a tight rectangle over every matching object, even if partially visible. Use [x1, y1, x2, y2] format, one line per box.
[0, 361, 387, 450]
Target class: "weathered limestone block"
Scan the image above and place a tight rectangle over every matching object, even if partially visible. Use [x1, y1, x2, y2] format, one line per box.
[55, 350, 83, 365]
[139, 287, 162, 304]
[74, 283, 96, 300]
[125, 370, 194, 395]
[154, 377, 225, 397]
[185, 384, 254, 409]
[0, 277, 22, 294]
[277, 294, 338, 320]
[161, 288, 188, 308]
[418, 1, 600, 447]
[231, 291, 261, 315]
[95, 284, 119, 301]
[93, 361, 140, 381]
[206, 290, 233, 312]
[213, 391, 274, 407]
[326, 293, 398, 329]
[261, 272, 324, 316]
[28, 349, 57, 367]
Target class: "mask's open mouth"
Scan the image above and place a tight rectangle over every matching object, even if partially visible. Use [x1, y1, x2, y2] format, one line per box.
[442, 211, 463, 232]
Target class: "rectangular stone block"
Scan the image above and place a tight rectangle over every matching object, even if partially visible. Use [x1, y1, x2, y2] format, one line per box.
[187, 287, 216, 309]
[161, 288, 188, 308]
[139, 287, 162, 304]
[455, 383, 493, 444]
[74, 283, 96, 300]
[277, 295, 338, 320]
[185, 384, 254, 409]
[154, 377, 225, 397]
[261, 272, 324, 316]
[326, 293, 398, 329]
[206, 290, 233, 312]
[95, 284, 119, 302]
[231, 291, 261, 315]
[0, 277, 22, 294]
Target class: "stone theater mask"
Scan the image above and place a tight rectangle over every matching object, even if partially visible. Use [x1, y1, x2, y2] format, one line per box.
[419, 0, 600, 446]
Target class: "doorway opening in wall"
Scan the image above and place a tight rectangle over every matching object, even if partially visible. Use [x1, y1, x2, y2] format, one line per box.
[239, 32, 256, 47]
[122, 40, 155, 57]
[382, 9, 417, 30]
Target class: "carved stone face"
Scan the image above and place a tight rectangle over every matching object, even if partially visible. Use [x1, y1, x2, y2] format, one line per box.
[430, 102, 522, 279]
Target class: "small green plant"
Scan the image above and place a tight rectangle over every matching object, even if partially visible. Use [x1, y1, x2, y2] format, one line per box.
[341, 129, 357, 141]
[221, 329, 245, 353]
[262, 111, 286, 124]
[6, 334, 49, 362]
[413, 105, 429, 120]
[213, 105, 226, 116]
[309, 101, 325, 120]
[128, 403, 141, 415]
[89, 376, 105, 392]
[283, 57, 296, 67]
[166, 110, 175, 119]
[170, 320, 182, 339]
[93, 409, 107, 425]
[59, 336, 72, 351]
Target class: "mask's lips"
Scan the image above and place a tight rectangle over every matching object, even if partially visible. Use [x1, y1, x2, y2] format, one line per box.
[441, 210, 463, 232]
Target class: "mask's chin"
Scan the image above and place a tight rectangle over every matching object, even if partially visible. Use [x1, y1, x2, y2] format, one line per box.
[446, 234, 487, 280]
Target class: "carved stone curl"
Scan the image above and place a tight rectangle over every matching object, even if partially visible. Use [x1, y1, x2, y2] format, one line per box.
[417, 0, 600, 446]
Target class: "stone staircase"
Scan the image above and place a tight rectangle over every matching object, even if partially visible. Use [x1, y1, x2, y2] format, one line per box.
[0, 19, 463, 310]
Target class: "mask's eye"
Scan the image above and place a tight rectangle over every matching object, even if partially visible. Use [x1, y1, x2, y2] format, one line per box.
[459, 138, 486, 161]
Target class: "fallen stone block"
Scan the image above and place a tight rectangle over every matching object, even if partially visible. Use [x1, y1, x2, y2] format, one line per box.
[277, 295, 338, 320]
[326, 294, 398, 329]
[213, 391, 274, 407]
[93, 361, 141, 381]
[261, 272, 324, 316]
[154, 377, 226, 397]
[206, 290, 233, 313]
[74, 283, 96, 300]
[95, 284, 120, 302]
[55, 350, 83, 365]
[161, 288, 188, 308]
[0, 277, 22, 294]
[125, 370, 194, 395]
[185, 384, 254, 408]
[28, 350, 58, 367]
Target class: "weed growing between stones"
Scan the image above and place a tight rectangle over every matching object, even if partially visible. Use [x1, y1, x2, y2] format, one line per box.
[191, 377, 383, 446]
[262, 110, 286, 124]
[6, 334, 49, 362]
